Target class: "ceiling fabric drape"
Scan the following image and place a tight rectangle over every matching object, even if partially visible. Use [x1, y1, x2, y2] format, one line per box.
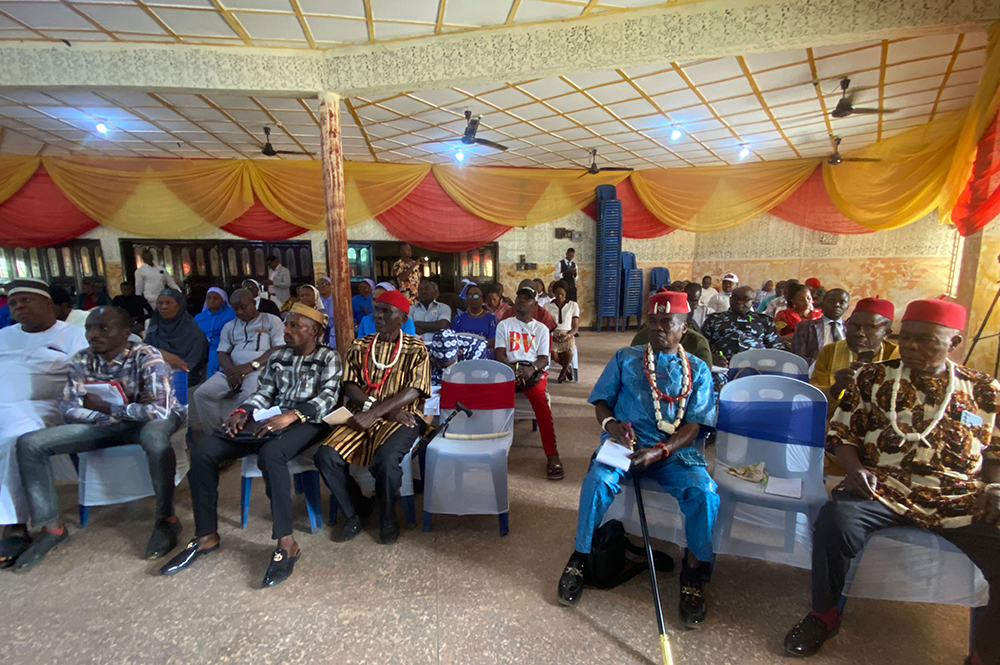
[0, 168, 98, 248]
[0, 156, 41, 206]
[769, 166, 874, 234]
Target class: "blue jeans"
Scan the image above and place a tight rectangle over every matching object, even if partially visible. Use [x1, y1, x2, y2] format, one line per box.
[574, 453, 719, 562]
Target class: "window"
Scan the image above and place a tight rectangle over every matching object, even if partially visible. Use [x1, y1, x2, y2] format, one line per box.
[209, 248, 220, 276]
[29, 248, 41, 277]
[228, 248, 239, 276]
[47, 248, 60, 276]
[300, 248, 310, 279]
[196, 248, 207, 275]
[243, 248, 252, 275]
[483, 248, 494, 278]
[472, 250, 481, 276]
[14, 249, 27, 277]
[285, 249, 296, 277]
[163, 247, 173, 277]
[254, 248, 265, 275]
[94, 246, 103, 276]
[0, 254, 9, 280]
[80, 248, 93, 276]
[181, 248, 192, 276]
[63, 248, 75, 276]
[359, 247, 370, 275]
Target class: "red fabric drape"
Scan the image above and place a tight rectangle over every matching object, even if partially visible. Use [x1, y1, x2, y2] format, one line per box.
[583, 177, 675, 238]
[221, 200, 308, 239]
[441, 380, 516, 410]
[377, 172, 510, 251]
[769, 165, 874, 234]
[952, 112, 1000, 237]
[0, 169, 98, 248]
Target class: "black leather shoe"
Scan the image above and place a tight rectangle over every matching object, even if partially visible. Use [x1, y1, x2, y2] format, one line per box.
[379, 516, 400, 544]
[783, 614, 839, 657]
[336, 515, 362, 542]
[145, 519, 181, 559]
[678, 567, 707, 628]
[261, 548, 300, 588]
[12, 529, 68, 571]
[557, 560, 585, 606]
[158, 539, 219, 576]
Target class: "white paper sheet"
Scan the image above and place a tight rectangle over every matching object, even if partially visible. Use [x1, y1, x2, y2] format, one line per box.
[322, 406, 354, 426]
[84, 382, 126, 406]
[253, 405, 282, 422]
[764, 476, 803, 499]
[596, 440, 633, 472]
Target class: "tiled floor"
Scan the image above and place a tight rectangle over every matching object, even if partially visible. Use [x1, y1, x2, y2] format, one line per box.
[0, 331, 973, 665]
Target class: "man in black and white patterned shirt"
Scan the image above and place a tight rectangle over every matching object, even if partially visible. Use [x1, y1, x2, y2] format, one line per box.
[160, 303, 342, 588]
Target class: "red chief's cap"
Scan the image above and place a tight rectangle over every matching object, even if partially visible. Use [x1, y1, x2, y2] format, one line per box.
[853, 296, 895, 320]
[648, 291, 690, 315]
[901, 296, 966, 330]
[376, 289, 411, 314]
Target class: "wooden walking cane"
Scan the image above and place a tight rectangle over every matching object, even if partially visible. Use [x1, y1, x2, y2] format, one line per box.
[632, 471, 675, 665]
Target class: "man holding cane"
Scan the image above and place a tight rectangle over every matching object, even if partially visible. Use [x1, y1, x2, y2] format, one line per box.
[558, 291, 718, 627]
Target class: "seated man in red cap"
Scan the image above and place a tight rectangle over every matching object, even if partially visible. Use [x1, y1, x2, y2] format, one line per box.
[784, 298, 1000, 664]
[558, 291, 718, 628]
[315, 289, 430, 545]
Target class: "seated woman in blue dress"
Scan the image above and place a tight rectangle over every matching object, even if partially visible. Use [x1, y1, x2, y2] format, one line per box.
[450, 284, 497, 358]
[193, 287, 236, 378]
[357, 282, 415, 337]
[557, 291, 719, 629]
[352, 278, 375, 327]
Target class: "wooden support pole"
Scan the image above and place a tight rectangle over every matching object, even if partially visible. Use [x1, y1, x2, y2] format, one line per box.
[319, 91, 355, 358]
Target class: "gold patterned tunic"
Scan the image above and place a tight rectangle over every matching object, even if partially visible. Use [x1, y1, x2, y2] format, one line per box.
[320, 333, 430, 466]
[827, 359, 1000, 528]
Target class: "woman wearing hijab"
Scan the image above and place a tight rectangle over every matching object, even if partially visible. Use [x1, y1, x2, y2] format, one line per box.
[297, 283, 335, 348]
[356, 282, 416, 337]
[242, 279, 280, 316]
[194, 287, 236, 377]
[351, 278, 374, 326]
[752, 280, 775, 308]
[146, 288, 209, 384]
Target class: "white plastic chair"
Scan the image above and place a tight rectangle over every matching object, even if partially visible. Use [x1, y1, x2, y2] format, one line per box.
[326, 450, 418, 528]
[711, 375, 828, 568]
[423, 359, 515, 536]
[729, 349, 810, 383]
[240, 447, 324, 535]
[77, 371, 190, 527]
[603, 439, 706, 549]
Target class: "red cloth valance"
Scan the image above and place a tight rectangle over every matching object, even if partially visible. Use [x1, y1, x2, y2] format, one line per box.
[377, 173, 510, 251]
[769, 165, 874, 235]
[222, 200, 308, 240]
[952, 112, 1000, 237]
[0, 169, 98, 248]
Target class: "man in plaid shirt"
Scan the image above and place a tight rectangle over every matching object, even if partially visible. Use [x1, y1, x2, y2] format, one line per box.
[160, 303, 342, 589]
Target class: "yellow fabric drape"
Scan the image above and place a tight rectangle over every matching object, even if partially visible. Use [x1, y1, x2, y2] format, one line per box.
[432, 165, 629, 226]
[630, 159, 818, 232]
[940, 22, 1000, 224]
[344, 162, 430, 227]
[0, 156, 40, 205]
[823, 112, 965, 230]
[42, 157, 253, 237]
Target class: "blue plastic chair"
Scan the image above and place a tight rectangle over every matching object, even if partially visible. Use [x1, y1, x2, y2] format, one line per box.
[711, 375, 828, 568]
[728, 349, 809, 383]
[240, 452, 323, 534]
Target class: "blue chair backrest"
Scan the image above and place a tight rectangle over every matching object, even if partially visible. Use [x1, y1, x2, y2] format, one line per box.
[650, 267, 671, 291]
[729, 349, 809, 383]
[716, 375, 827, 480]
[172, 370, 188, 406]
[620, 251, 637, 271]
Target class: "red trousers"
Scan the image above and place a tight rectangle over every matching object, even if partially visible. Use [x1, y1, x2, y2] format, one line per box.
[519, 376, 558, 457]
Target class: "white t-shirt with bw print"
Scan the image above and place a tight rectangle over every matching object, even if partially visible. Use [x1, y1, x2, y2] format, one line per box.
[495, 317, 550, 363]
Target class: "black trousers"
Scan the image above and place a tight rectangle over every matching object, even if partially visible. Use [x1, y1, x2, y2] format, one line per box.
[313, 424, 421, 522]
[187, 422, 328, 540]
[812, 491, 999, 663]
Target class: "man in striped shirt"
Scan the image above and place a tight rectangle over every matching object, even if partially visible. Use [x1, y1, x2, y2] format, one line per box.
[316, 290, 431, 545]
[160, 303, 342, 588]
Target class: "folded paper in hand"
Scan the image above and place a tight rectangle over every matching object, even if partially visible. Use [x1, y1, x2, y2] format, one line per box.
[596, 440, 633, 472]
[253, 405, 282, 422]
[84, 382, 127, 406]
[322, 406, 353, 426]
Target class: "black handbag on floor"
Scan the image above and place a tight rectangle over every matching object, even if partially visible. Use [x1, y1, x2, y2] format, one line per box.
[585, 519, 674, 589]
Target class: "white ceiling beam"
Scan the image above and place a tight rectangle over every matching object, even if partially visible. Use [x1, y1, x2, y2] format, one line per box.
[0, 0, 995, 98]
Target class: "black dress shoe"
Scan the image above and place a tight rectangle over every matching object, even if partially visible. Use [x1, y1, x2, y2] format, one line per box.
[678, 567, 707, 628]
[336, 515, 362, 542]
[261, 548, 300, 588]
[783, 614, 839, 657]
[145, 518, 182, 559]
[158, 539, 219, 576]
[557, 559, 585, 606]
[13, 529, 68, 571]
[379, 516, 400, 544]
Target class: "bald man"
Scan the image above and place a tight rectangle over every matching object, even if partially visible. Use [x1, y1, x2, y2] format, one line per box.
[191, 289, 285, 432]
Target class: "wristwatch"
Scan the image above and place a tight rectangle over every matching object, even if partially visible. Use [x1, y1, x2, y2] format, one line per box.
[250, 361, 261, 370]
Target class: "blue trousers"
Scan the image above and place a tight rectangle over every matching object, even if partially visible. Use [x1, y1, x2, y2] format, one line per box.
[574, 454, 719, 563]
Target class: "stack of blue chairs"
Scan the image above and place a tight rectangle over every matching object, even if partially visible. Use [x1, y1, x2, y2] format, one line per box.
[620, 262, 643, 330]
[594, 185, 622, 332]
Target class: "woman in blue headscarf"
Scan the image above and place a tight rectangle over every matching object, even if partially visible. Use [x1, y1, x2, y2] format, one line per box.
[356, 282, 416, 337]
[193, 287, 235, 378]
[352, 278, 375, 326]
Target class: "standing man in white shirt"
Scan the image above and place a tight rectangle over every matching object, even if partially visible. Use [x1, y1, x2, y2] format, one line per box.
[555, 248, 578, 302]
[263, 255, 291, 307]
[698, 275, 719, 308]
[134, 249, 180, 308]
[791, 288, 850, 365]
[410, 280, 451, 346]
[707, 273, 738, 313]
[494, 283, 563, 481]
[191, 289, 286, 432]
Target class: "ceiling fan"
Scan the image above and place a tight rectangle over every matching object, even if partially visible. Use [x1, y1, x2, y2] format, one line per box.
[827, 136, 881, 165]
[414, 110, 510, 154]
[259, 126, 311, 157]
[578, 149, 634, 177]
[830, 77, 897, 118]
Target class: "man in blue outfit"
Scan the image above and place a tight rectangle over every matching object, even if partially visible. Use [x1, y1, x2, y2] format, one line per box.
[558, 290, 718, 627]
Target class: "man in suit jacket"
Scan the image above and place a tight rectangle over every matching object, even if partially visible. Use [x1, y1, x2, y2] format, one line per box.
[790, 288, 849, 365]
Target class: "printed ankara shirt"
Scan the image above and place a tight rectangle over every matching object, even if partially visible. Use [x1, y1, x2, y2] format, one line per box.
[701, 310, 784, 361]
[589, 346, 716, 467]
[827, 359, 1000, 528]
